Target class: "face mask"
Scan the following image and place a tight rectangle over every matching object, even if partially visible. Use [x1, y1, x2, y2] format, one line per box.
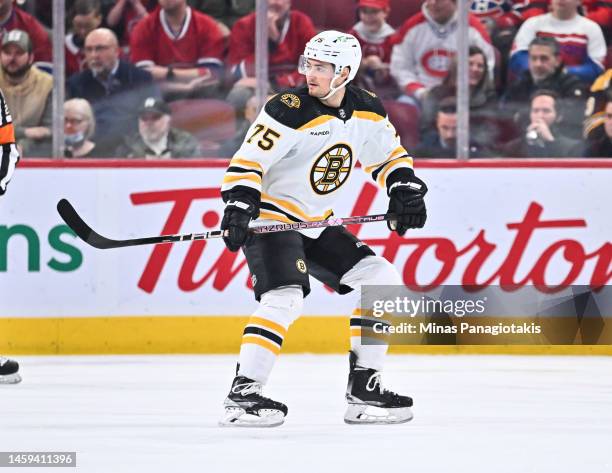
[65, 131, 86, 148]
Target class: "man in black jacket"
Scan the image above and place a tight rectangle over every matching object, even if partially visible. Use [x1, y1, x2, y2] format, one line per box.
[414, 99, 491, 158]
[502, 90, 583, 157]
[501, 37, 587, 139]
[67, 28, 160, 155]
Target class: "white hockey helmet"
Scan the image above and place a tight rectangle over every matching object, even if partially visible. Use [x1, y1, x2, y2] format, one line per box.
[299, 30, 362, 99]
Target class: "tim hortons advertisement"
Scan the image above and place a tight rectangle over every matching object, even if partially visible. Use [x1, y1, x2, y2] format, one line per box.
[0, 162, 610, 317]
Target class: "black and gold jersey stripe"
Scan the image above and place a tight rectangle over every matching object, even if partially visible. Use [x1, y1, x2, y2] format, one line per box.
[264, 85, 389, 131]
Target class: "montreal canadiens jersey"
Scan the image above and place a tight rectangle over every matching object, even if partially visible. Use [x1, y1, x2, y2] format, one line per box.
[221, 85, 413, 226]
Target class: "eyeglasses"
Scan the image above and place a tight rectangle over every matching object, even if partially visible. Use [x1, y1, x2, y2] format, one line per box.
[84, 45, 112, 54]
[65, 117, 86, 125]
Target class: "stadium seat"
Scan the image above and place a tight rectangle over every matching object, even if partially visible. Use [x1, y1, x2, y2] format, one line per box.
[168, 99, 237, 156]
[382, 100, 420, 149]
[292, 0, 358, 31]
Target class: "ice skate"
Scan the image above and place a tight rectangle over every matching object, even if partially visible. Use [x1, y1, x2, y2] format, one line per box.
[0, 357, 22, 384]
[344, 351, 413, 425]
[219, 375, 287, 427]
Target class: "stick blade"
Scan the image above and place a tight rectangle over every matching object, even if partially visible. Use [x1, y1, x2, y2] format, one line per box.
[56, 199, 121, 249]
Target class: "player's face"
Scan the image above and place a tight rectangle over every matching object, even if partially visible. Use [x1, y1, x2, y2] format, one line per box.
[73, 11, 102, 41]
[468, 52, 486, 87]
[604, 103, 612, 138]
[359, 7, 387, 33]
[437, 111, 457, 146]
[303, 58, 336, 97]
[425, 0, 456, 24]
[528, 45, 560, 82]
[0, 44, 32, 78]
[84, 32, 119, 74]
[139, 113, 171, 142]
[530, 95, 557, 127]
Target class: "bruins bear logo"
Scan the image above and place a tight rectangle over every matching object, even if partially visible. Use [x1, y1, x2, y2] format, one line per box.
[310, 144, 353, 195]
[280, 94, 301, 109]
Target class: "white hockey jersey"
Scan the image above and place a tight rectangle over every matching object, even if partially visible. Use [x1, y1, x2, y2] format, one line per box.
[390, 5, 495, 97]
[0, 90, 20, 196]
[221, 86, 414, 226]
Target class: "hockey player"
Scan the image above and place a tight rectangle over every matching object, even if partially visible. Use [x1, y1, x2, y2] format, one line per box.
[218, 30, 427, 427]
[0, 88, 22, 385]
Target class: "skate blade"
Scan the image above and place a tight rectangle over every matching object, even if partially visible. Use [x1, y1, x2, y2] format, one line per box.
[344, 404, 413, 425]
[0, 373, 22, 385]
[219, 407, 285, 428]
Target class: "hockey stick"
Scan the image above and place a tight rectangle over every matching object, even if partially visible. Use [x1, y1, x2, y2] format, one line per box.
[57, 198, 396, 250]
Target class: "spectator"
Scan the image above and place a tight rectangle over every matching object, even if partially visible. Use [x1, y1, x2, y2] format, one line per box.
[470, 0, 523, 93]
[187, 0, 254, 29]
[470, 0, 523, 34]
[64, 98, 109, 157]
[0, 0, 52, 71]
[509, 0, 606, 84]
[501, 90, 582, 157]
[129, 0, 225, 100]
[226, 0, 316, 112]
[390, 0, 495, 105]
[68, 28, 160, 154]
[218, 93, 272, 157]
[0, 30, 51, 157]
[503, 0, 612, 38]
[106, 0, 157, 49]
[584, 95, 612, 157]
[421, 46, 497, 136]
[502, 37, 587, 138]
[115, 97, 201, 158]
[584, 68, 611, 142]
[66, 0, 103, 78]
[348, 0, 399, 99]
[414, 98, 491, 157]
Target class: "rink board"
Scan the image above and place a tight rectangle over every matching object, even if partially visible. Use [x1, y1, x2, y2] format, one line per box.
[1, 159, 611, 354]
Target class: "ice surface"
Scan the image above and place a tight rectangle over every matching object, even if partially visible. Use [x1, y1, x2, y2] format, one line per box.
[1, 354, 611, 473]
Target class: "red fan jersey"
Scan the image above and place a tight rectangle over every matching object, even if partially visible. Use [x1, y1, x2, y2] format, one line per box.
[228, 10, 316, 80]
[65, 33, 86, 78]
[0, 7, 52, 68]
[130, 6, 224, 68]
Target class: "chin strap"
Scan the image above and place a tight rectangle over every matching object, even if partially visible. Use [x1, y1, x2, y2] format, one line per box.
[321, 75, 349, 101]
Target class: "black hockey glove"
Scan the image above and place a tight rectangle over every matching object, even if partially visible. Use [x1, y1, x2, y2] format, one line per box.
[386, 174, 428, 236]
[221, 198, 259, 252]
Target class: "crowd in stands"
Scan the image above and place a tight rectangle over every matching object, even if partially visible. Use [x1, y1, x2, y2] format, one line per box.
[1, 0, 611, 158]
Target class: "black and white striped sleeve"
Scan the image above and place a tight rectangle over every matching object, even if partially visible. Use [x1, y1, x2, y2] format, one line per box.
[0, 89, 20, 196]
